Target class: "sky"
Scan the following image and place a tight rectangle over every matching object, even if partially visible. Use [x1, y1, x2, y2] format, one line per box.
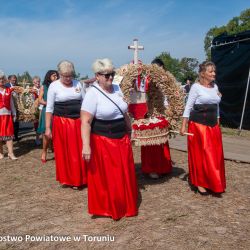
[0, 0, 249, 79]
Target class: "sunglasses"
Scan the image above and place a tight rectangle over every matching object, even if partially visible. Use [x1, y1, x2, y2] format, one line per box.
[99, 72, 115, 79]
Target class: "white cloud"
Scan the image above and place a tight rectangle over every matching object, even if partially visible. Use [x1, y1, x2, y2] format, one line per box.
[0, 2, 207, 78]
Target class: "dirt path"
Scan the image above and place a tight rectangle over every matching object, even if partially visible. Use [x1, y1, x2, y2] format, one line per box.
[0, 134, 249, 250]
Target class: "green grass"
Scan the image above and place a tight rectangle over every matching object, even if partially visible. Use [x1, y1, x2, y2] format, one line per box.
[221, 126, 250, 138]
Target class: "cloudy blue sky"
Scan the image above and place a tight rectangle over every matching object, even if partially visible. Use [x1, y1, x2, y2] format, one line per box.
[0, 0, 249, 79]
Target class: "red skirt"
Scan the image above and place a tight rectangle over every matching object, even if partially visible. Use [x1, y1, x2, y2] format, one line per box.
[141, 142, 172, 174]
[188, 121, 226, 193]
[87, 134, 138, 220]
[52, 116, 87, 186]
[0, 114, 14, 140]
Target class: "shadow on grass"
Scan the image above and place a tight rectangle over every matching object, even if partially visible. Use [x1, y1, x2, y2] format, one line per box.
[13, 138, 40, 157]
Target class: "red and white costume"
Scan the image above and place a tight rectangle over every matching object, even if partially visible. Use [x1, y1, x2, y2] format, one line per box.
[0, 88, 16, 141]
[183, 83, 226, 193]
[128, 75, 172, 175]
[81, 82, 138, 220]
[46, 79, 87, 187]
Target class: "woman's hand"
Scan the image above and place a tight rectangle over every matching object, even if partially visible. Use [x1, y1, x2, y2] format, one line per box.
[82, 144, 91, 162]
[180, 117, 188, 136]
[45, 127, 52, 139]
[180, 126, 186, 136]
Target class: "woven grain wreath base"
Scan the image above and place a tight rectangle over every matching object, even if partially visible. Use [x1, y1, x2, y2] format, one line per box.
[131, 117, 169, 146]
[118, 64, 185, 146]
[132, 127, 169, 146]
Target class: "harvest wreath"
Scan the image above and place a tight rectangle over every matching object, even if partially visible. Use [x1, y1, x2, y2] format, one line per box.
[13, 86, 39, 122]
[118, 64, 185, 146]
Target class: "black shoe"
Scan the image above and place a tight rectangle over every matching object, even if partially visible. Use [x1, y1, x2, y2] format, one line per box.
[196, 188, 209, 196]
[211, 192, 223, 198]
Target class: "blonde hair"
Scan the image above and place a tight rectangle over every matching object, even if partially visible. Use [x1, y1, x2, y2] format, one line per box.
[199, 61, 215, 74]
[92, 58, 114, 74]
[198, 61, 216, 82]
[57, 60, 75, 75]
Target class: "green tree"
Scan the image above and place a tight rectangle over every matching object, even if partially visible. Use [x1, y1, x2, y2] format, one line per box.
[74, 72, 89, 80]
[179, 57, 199, 83]
[17, 71, 33, 85]
[204, 8, 250, 59]
[74, 72, 81, 80]
[154, 52, 198, 83]
[156, 52, 182, 81]
[80, 75, 89, 80]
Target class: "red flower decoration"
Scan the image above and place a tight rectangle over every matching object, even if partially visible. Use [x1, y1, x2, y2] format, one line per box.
[132, 117, 169, 131]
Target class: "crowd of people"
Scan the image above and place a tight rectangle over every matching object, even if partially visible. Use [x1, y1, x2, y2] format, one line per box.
[0, 59, 226, 220]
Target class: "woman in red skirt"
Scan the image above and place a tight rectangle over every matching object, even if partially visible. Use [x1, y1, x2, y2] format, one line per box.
[81, 58, 138, 220]
[180, 61, 226, 195]
[0, 71, 17, 160]
[45, 60, 87, 189]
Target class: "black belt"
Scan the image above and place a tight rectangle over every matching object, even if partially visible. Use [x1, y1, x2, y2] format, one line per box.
[54, 99, 81, 119]
[189, 104, 218, 127]
[91, 118, 126, 139]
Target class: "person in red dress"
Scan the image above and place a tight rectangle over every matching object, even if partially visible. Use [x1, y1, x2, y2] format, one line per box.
[5, 74, 19, 141]
[180, 61, 226, 195]
[141, 58, 172, 179]
[45, 60, 87, 189]
[81, 58, 138, 220]
[0, 70, 17, 160]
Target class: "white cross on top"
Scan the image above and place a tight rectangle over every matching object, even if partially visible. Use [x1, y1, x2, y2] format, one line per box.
[128, 39, 144, 64]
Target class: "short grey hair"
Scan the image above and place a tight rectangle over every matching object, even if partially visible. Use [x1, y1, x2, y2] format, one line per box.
[32, 76, 41, 81]
[92, 58, 114, 74]
[0, 70, 5, 78]
[57, 60, 75, 75]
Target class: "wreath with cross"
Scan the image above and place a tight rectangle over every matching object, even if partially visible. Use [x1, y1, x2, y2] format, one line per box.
[117, 64, 185, 146]
[13, 86, 39, 122]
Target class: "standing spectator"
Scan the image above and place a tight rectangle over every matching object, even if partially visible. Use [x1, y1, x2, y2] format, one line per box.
[0, 71, 17, 160]
[5, 75, 19, 141]
[183, 77, 192, 104]
[81, 58, 138, 220]
[180, 61, 226, 195]
[37, 70, 59, 163]
[5, 75, 17, 88]
[183, 78, 192, 94]
[45, 60, 87, 189]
